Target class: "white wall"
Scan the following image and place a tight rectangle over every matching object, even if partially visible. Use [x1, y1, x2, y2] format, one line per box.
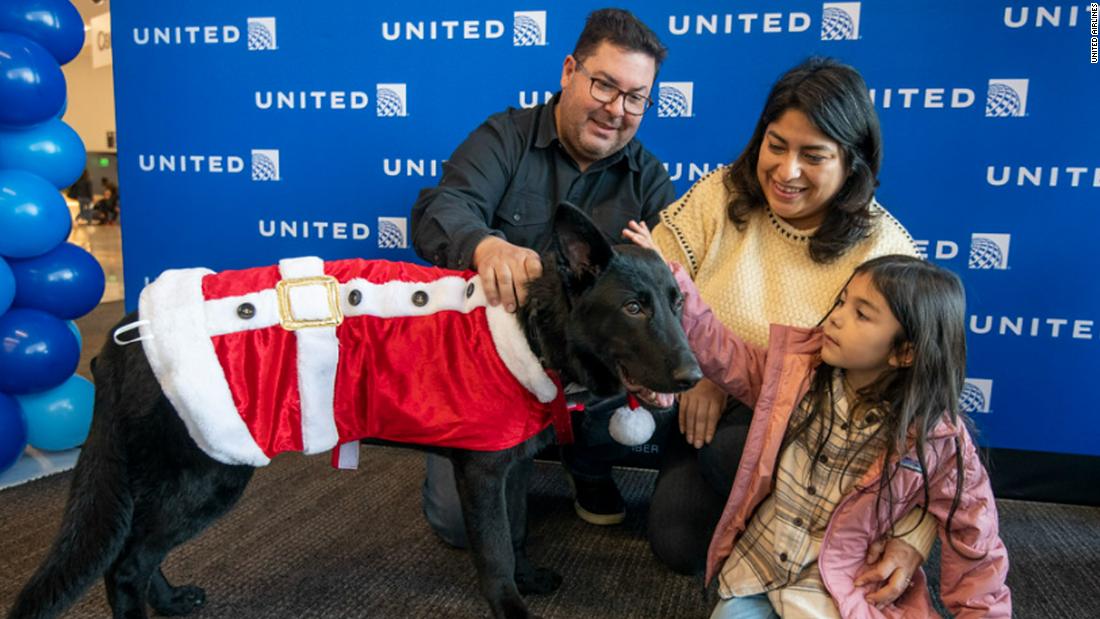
[61, 0, 115, 153]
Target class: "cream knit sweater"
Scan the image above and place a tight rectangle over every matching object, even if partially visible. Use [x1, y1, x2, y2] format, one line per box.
[653, 166, 919, 348]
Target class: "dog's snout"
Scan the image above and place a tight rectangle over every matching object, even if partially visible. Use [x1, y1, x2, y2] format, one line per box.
[672, 364, 703, 391]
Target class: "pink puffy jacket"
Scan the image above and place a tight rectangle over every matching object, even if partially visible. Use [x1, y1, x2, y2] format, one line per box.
[671, 265, 1011, 618]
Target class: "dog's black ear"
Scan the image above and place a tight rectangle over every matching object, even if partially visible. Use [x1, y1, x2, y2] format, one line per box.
[551, 202, 614, 287]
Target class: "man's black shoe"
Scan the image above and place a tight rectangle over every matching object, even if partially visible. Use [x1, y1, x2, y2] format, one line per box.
[565, 471, 626, 525]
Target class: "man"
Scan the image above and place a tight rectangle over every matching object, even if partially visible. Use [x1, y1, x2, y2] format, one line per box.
[411, 8, 675, 546]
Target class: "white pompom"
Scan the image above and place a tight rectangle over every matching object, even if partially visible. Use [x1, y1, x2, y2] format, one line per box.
[609, 405, 656, 446]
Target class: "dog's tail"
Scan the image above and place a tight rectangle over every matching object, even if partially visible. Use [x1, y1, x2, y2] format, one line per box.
[8, 338, 135, 619]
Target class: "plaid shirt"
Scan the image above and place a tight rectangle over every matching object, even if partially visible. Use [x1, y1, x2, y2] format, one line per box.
[719, 370, 889, 617]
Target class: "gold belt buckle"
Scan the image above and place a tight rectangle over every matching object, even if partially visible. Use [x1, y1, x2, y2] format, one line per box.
[275, 275, 344, 330]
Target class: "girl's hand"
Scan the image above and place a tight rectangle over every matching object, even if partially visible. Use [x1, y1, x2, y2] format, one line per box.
[622, 220, 662, 257]
[678, 378, 727, 448]
[853, 538, 923, 609]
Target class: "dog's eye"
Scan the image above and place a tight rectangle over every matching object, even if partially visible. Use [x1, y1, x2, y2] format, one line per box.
[672, 296, 684, 312]
[623, 301, 643, 316]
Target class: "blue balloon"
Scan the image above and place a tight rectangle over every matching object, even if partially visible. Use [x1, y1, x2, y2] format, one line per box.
[17, 374, 93, 452]
[0, 0, 85, 65]
[0, 392, 28, 472]
[10, 242, 105, 320]
[0, 119, 86, 189]
[0, 33, 66, 126]
[66, 320, 82, 351]
[0, 170, 72, 258]
[0, 257, 14, 315]
[0, 308, 79, 394]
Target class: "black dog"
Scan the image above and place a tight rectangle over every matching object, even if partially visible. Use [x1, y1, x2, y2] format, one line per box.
[8, 204, 701, 619]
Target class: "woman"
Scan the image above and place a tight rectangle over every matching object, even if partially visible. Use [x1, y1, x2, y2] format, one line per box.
[646, 58, 931, 601]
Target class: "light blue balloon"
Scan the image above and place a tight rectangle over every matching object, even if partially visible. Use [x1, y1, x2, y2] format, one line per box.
[17, 374, 94, 452]
[10, 242, 105, 320]
[0, 170, 72, 258]
[0, 0, 85, 65]
[0, 257, 14, 315]
[0, 32, 66, 126]
[0, 392, 28, 472]
[66, 320, 82, 351]
[0, 119, 86, 189]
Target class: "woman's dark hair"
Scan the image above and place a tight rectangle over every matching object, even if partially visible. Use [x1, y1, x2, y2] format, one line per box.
[785, 255, 983, 558]
[572, 8, 667, 69]
[725, 57, 881, 263]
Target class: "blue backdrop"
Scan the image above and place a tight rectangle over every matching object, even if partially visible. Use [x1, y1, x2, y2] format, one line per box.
[110, 1, 1099, 458]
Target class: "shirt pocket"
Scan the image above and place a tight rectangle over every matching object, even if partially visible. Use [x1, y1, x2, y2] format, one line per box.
[494, 190, 553, 249]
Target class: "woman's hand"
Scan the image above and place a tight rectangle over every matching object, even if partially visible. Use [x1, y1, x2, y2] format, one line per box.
[622, 220, 663, 258]
[678, 378, 727, 448]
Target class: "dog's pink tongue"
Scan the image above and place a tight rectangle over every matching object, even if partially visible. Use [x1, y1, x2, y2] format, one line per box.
[632, 389, 674, 409]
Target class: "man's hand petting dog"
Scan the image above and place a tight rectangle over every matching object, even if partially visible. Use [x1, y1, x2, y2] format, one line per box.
[473, 236, 543, 313]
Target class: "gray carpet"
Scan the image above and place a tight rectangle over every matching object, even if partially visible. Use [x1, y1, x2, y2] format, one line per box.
[3, 446, 1100, 618]
[1, 300, 1097, 617]
[1, 448, 710, 618]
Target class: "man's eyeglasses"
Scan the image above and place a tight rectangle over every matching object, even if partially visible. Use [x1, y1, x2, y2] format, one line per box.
[575, 61, 652, 116]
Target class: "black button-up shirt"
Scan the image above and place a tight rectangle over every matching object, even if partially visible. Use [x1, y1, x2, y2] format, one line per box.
[410, 94, 676, 269]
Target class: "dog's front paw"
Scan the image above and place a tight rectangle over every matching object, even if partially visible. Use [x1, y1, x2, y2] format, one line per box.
[150, 584, 206, 616]
[515, 566, 562, 595]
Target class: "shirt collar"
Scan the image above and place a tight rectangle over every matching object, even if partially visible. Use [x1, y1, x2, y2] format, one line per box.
[535, 92, 640, 173]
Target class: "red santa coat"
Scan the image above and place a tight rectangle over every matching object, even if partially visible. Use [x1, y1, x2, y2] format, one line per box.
[135, 256, 567, 467]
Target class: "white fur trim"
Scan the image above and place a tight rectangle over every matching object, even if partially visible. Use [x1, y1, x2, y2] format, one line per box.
[485, 304, 558, 403]
[279, 257, 340, 454]
[139, 268, 271, 466]
[609, 406, 656, 446]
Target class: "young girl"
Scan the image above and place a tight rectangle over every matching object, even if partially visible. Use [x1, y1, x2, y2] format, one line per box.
[628, 223, 1010, 619]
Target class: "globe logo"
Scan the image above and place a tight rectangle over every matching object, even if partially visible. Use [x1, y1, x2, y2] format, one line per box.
[985, 83, 1023, 117]
[658, 85, 691, 118]
[247, 19, 276, 51]
[378, 218, 407, 249]
[251, 151, 279, 181]
[513, 14, 544, 46]
[821, 7, 856, 40]
[376, 88, 405, 117]
[959, 382, 987, 414]
[968, 235, 1009, 269]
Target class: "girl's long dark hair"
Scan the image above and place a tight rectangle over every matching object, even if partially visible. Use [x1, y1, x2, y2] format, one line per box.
[783, 255, 981, 557]
[725, 57, 882, 264]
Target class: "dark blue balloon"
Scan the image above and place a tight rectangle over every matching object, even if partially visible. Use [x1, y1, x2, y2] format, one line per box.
[0, 33, 66, 126]
[10, 242, 105, 320]
[0, 257, 14, 315]
[0, 0, 85, 65]
[0, 392, 28, 473]
[0, 170, 72, 258]
[0, 308, 79, 394]
[0, 119, 86, 188]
